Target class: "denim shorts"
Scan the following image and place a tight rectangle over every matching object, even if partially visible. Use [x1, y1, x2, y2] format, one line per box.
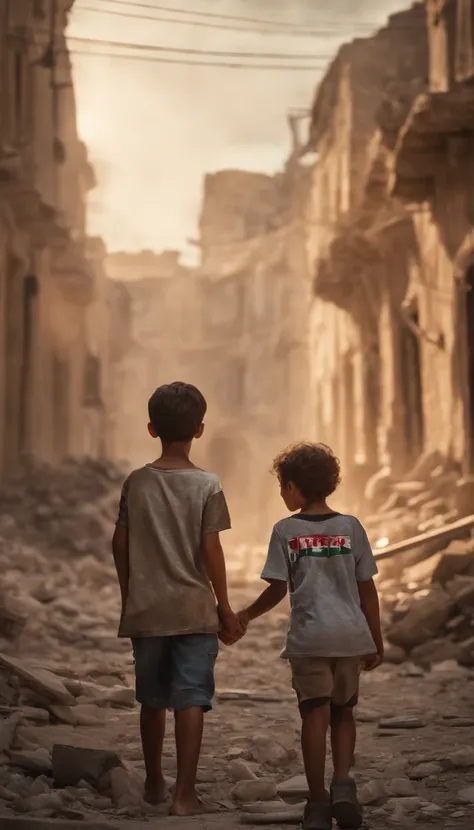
[132, 633, 219, 712]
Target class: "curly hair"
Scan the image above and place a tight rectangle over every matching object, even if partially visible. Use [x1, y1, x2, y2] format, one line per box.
[272, 442, 341, 502]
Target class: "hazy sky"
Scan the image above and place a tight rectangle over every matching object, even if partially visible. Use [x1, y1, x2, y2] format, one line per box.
[69, 0, 410, 255]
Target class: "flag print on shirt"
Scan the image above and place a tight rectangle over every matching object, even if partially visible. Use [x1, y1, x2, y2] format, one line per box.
[287, 534, 352, 564]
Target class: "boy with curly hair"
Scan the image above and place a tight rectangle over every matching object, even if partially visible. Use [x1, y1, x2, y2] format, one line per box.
[238, 443, 383, 830]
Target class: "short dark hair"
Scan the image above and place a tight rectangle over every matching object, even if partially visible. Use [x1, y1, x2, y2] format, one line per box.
[273, 442, 341, 501]
[148, 382, 207, 443]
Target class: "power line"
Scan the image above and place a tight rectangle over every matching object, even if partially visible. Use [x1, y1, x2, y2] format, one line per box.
[67, 33, 332, 60]
[76, 4, 361, 37]
[84, 0, 427, 34]
[89, 0, 353, 30]
[68, 47, 326, 70]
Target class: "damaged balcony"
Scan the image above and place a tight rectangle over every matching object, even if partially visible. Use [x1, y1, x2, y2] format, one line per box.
[51, 237, 95, 306]
[390, 86, 474, 203]
[2, 184, 68, 248]
[312, 225, 381, 313]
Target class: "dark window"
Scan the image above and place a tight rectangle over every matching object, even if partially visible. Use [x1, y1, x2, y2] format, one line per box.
[83, 354, 102, 407]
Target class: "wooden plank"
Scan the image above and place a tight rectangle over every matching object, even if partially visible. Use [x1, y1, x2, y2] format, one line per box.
[374, 515, 474, 561]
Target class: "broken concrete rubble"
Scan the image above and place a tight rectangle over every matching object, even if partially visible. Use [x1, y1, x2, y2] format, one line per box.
[364, 452, 471, 547]
[378, 527, 474, 666]
[52, 745, 122, 788]
[0, 655, 76, 707]
[0, 458, 128, 664]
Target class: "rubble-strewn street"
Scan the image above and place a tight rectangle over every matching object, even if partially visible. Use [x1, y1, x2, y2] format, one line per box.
[2, 590, 474, 830]
[0, 462, 473, 829]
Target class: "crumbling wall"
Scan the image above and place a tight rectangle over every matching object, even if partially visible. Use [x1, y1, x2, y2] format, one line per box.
[305, 3, 430, 503]
[107, 159, 312, 545]
[0, 0, 110, 478]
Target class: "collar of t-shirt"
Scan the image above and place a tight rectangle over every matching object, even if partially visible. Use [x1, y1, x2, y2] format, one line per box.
[292, 512, 341, 522]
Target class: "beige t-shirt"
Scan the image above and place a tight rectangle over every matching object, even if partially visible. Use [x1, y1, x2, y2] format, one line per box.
[116, 465, 231, 638]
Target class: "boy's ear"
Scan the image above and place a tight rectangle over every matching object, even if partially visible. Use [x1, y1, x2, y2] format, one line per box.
[147, 422, 158, 438]
[195, 423, 205, 439]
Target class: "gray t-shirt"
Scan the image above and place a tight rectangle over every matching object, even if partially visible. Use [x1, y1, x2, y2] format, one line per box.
[261, 512, 378, 658]
[116, 465, 231, 638]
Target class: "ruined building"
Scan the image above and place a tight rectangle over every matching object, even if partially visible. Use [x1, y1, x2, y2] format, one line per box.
[106, 132, 312, 543]
[305, 3, 430, 506]
[389, 0, 474, 483]
[0, 0, 113, 478]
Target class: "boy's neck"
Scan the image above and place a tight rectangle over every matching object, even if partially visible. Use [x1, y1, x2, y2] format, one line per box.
[299, 500, 334, 515]
[153, 441, 195, 468]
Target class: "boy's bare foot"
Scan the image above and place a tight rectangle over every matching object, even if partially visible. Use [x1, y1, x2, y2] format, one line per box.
[170, 795, 215, 816]
[144, 776, 168, 805]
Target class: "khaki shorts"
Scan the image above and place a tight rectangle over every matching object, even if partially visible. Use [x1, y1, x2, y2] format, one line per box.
[290, 656, 361, 708]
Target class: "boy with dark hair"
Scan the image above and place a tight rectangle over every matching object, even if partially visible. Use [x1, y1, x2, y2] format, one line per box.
[112, 381, 241, 817]
[238, 442, 383, 830]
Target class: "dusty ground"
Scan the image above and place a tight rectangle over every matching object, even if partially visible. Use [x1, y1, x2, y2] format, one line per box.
[3, 586, 474, 830]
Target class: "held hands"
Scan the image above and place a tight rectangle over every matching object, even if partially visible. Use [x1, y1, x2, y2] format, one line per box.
[217, 606, 249, 646]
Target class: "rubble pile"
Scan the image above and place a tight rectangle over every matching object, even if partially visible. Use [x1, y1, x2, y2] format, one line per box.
[363, 450, 473, 546]
[0, 457, 127, 659]
[380, 532, 474, 667]
[0, 652, 146, 821]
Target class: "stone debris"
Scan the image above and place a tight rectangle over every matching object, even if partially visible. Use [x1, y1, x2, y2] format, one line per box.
[8, 748, 52, 775]
[0, 655, 76, 707]
[52, 745, 122, 788]
[377, 524, 474, 667]
[229, 759, 258, 782]
[386, 778, 417, 797]
[0, 458, 127, 663]
[409, 762, 442, 780]
[443, 746, 474, 769]
[250, 733, 295, 767]
[364, 452, 471, 544]
[359, 779, 388, 806]
[241, 806, 305, 824]
[109, 765, 144, 808]
[276, 774, 309, 798]
[458, 786, 474, 804]
[379, 716, 426, 730]
[232, 778, 278, 803]
[0, 712, 21, 752]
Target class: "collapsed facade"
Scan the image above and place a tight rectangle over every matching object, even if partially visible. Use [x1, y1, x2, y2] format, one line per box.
[389, 0, 474, 476]
[0, 0, 114, 479]
[305, 3, 429, 508]
[106, 135, 312, 543]
[306, 0, 474, 533]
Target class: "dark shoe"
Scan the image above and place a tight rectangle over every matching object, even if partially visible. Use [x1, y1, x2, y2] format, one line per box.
[330, 778, 362, 829]
[302, 801, 333, 830]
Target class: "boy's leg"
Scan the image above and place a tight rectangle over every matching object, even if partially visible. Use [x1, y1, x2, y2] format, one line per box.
[301, 700, 331, 801]
[140, 705, 167, 804]
[291, 658, 333, 830]
[330, 658, 362, 829]
[132, 638, 170, 804]
[331, 704, 356, 779]
[169, 633, 218, 817]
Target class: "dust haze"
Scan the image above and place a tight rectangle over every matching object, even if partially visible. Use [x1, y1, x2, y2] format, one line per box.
[69, 0, 408, 256]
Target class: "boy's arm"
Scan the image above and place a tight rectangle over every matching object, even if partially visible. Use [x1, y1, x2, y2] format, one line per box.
[240, 579, 287, 627]
[202, 531, 241, 636]
[239, 525, 289, 628]
[358, 578, 383, 669]
[353, 519, 383, 670]
[113, 478, 130, 607]
[112, 524, 129, 607]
